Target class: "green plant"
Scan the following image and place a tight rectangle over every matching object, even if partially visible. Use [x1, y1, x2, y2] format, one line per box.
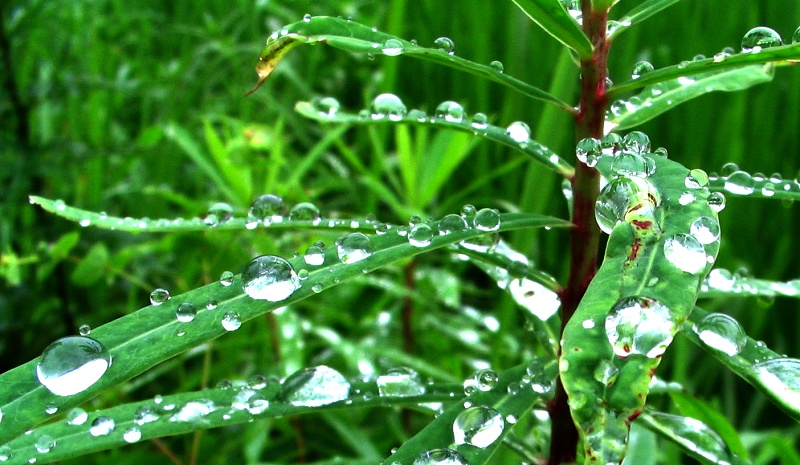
[2, 1, 800, 464]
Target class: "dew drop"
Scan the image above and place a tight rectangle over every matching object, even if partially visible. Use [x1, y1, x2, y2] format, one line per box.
[505, 121, 531, 143]
[302, 13, 311, 22]
[679, 191, 696, 205]
[150, 288, 170, 305]
[690, 216, 721, 245]
[66, 407, 88, 425]
[288, 202, 321, 222]
[170, 399, 216, 422]
[470, 112, 488, 130]
[36, 336, 112, 396]
[438, 214, 469, 235]
[34, 434, 55, 453]
[311, 283, 323, 293]
[600, 133, 622, 155]
[453, 406, 504, 448]
[473, 369, 499, 391]
[376, 367, 426, 397]
[382, 38, 404, 56]
[752, 358, 800, 409]
[119, 427, 141, 443]
[247, 393, 270, 414]
[277, 366, 350, 406]
[707, 192, 727, 212]
[622, 131, 650, 154]
[408, 223, 434, 247]
[413, 448, 468, 465]
[526, 360, 553, 394]
[474, 208, 501, 231]
[248, 194, 285, 225]
[134, 405, 159, 425]
[433, 36, 455, 54]
[794, 25, 800, 44]
[489, 60, 504, 72]
[576, 137, 601, 167]
[89, 416, 115, 436]
[219, 271, 235, 286]
[611, 152, 655, 178]
[593, 359, 620, 385]
[741, 26, 783, 52]
[204, 202, 233, 227]
[44, 403, 58, 415]
[663, 234, 707, 274]
[371, 93, 407, 120]
[631, 61, 654, 79]
[685, 169, 710, 189]
[241, 255, 300, 301]
[697, 313, 746, 356]
[221, 311, 242, 331]
[311, 96, 340, 117]
[435, 100, 465, 122]
[336, 232, 374, 263]
[303, 242, 326, 266]
[175, 302, 197, 323]
[0, 446, 10, 462]
[724, 170, 755, 195]
[605, 296, 675, 358]
[595, 177, 661, 234]
[78, 324, 91, 336]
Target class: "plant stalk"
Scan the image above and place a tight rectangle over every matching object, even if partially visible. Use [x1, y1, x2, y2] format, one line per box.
[548, 3, 610, 464]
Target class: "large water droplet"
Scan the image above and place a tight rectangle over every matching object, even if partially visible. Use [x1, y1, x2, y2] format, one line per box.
[474, 208, 500, 231]
[371, 93, 407, 120]
[248, 194, 285, 225]
[221, 311, 242, 331]
[382, 38, 404, 56]
[505, 121, 531, 144]
[336, 232, 374, 263]
[376, 367, 426, 397]
[605, 296, 675, 358]
[453, 406, 504, 448]
[595, 177, 661, 234]
[438, 214, 469, 235]
[175, 302, 197, 323]
[219, 271, 234, 286]
[622, 131, 650, 154]
[89, 416, 115, 436]
[753, 358, 800, 407]
[413, 448, 468, 465]
[66, 407, 88, 425]
[433, 37, 455, 54]
[631, 61, 654, 79]
[278, 366, 350, 406]
[288, 202, 321, 222]
[241, 255, 300, 302]
[724, 170, 755, 195]
[663, 234, 707, 274]
[435, 100, 465, 122]
[697, 313, 746, 356]
[610, 152, 655, 178]
[690, 216, 721, 245]
[741, 26, 783, 52]
[408, 223, 434, 247]
[36, 336, 112, 396]
[150, 288, 170, 305]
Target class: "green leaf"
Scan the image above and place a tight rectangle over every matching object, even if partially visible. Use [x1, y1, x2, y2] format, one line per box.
[560, 154, 721, 464]
[510, 0, 593, 58]
[637, 411, 746, 465]
[669, 392, 749, 460]
[0, 210, 569, 446]
[607, 64, 774, 132]
[248, 16, 572, 110]
[608, 0, 682, 39]
[295, 101, 575, 178]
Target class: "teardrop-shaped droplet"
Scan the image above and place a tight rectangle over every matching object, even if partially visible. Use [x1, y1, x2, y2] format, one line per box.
[595, 177, 661, 234]
[377, 367, 426, 397]
[685, 169, 710, 189]
[381, 38, 404, 56]
[89, 416, 115, 436]
[690, 216, 721, 245]
[433, 37, 455, 54]
[724, 170, 755, 195]
[438, 214, 469, 235]
[741, 26, 783, 52]
[474, 208, 500, 231]
[413, 448, 468, 465]
[408, 223, 434, 247]
[622, 131, 650, 154]
[221, 311, 242, 331]
[663, 233, 707, 274]
[631, 61, 654, 79]
[473, 369, 498, 392]
[697, 313, 746, 356]
[453, 405, 504, 448]
[605, 296, 675, 358]
[175, 302, 197, 323]
[505, 121, 531, 144]
[277, 366, 350, 406]
[753, 358, 800, 407]
[150, 288, 170, 305]
[371, 93, 407, 120]
[36, 336, 112, 396]
[241, 255, 300, 301]
[336, 232, 374, 263]
[435, 100, 465, 122]
[288, 202, 321, 222]
[248, 194, 285, 225]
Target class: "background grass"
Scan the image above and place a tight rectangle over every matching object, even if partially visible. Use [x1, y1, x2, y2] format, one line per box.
[1, 0, 799, 463]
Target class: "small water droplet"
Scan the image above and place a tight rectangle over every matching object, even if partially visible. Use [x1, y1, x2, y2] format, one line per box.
[176, 302, 197, 323]
[219, 271, 235, 286]
[248, 194, 285, 225]
[435, 100, 465, 122]
[54, 199, 66, 211]
[470, 112, 488, 129]
[593, 359, 619, 385]
[221, 311, 242, 331]
[433, 37, 455, 54]
[170, 399, 216, 422]
[611, 152, 655, 178]
[622, 131, 650, 154]
[241, 255, 300, 301]
[381, 38, 404, 56]
[453, 405, 504, 448]
[377, 367, 426, 397]
[89, 416, 115, 436]
[685, 169, 710, 189]
[690, 216, 721, 245]
[742, 26, 783, 52]
[413, 448, 468, 465]
[302, 13, 311, 22]
[697, 313, 746, 356]
[371, 93, 407, 120]
[474, 208, 500, 231]
[438, 214, 469, 235]
[576, 137, 601, 167]
[793, 25, 800, 44]
[278, 366, 350, 406]
[66, 407, 88, 425]
[526, 360, 553, 394]
[595, 177, 661, 234]
[473, 369, 498, 391]
[45, 403, 58, 415]
[707, 192, 727, 212]
[35, 434, 55, 453]
[605, 296, 675, 358]
[336, 232, 374, 263]
[505, 121, 531, 144]
[36, 336, 112, 396]
[311, 283, 323, 293]
[134, 405, 159, 425]
[0, 445, 11, 461]
[78, 324, 91, 336]
[631, 61, 654, 79]
[204, 202, 233, 227]
[123, 427, 142, 443]
[311, 97, 340, 117]
[489, 60, 504, 72]
[663, 234, 707, 274]
[150, 288, 170, 305]
[408, 223, 434, 247]
[288, 202, 321, 222]
[724, 170, 755, 195]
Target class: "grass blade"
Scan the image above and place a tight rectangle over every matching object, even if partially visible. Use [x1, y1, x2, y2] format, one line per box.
[510, 0, 593, 59]
[608, 0, 682, 39]
[637, 411, 745, 465]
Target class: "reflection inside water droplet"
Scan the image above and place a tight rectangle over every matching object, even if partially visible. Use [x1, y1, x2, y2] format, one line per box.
[37, 336, 112, 397]
[605, 296, 675, 358]
[241, 255, 300, 301]
[278, 366, 350, 406]
[453, 406, 504, 448]
[697, 313, 746, 356]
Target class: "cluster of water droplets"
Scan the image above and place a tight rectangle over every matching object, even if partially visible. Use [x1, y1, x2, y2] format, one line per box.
[706, 162, 800, 198]
[701, 267, 800, 298]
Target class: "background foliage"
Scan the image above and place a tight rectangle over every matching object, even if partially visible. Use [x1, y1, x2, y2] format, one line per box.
[1, 0, 798, 463]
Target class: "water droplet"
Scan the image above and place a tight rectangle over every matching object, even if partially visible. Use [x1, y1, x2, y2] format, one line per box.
[473, 369, 498, 391]
[205, 202, 233, 227]
[247, 392, 270, 414]
[697, 313, 746, 356]
[435, 100, 465, 122]
[721, 162, 740, 176]
[176, 302, 197, 323]
[278, 366, 350, 406]
[611, 152, 655, 178]
[509, 278, 561, 320]
[433, 37, 455, 54]
[438, 214, 469, 235]
[36, 336, 112, 396]
[311, 283, 323, 293]
[489, 60, 504, 72]
[505, 121, 531, 144]
[453, 405, 504, 448]
[679, 191, 696, 205]
[622, 131, 650, 154]
[741, 26, 783, 52]
[77, 324, 91, 336]
[241, 255, 300, 301]
[413, 448, 468, 465]
[311, 96, 340, 117]
[707, 192, 727, 212]
[221, 311, 242, 331]
[663, 234, 707, 274]
[685, 169, 710, 189]
[54, 199, 66, 211]
[170, 399, 215, 422]
[45, 403, 58, 414]
[474, 208, 500, 231]
[762, 182, 776, 196]
[303, 242, 326, 266]
[605, 296, 675, 358]
[724, 170, 755, 195]
[134, 405, 159, 425]
[0, 446, 10, 462]
[288, 202, 321, 222]
[631, 61, 654, 79]
[371, 93, 407, 120]
[150, 288, 170, 305]
[377, 367, 426, 397]
[576, 137, 601, 167]
[690, 216, 721, 245]
[66, 407, 88, 425]
[89, 416, 115, 436]
[526, 360, 553, 394]
[408, 223, 434, 247]
[336, 232, 374, 263]
[302, 14, 312, 22]
[219, 271, 235, 286]
[382, 38, 404, 56]
[595, 177, 661, 234]
[753, 358, 800, 406]
[593, 360, 619, 385]
[470, 112, 488, 130]
[35, 434, 55, 453]
[248, 194, 285, 225]
[248, 374, 268, 389]
[794, 25, 800, 44]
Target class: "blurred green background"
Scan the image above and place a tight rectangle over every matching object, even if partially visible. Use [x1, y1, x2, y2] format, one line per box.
[1, 0, 799, 463]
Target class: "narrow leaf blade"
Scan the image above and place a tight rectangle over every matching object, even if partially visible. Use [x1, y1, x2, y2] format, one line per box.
[510, 0, 593, 58]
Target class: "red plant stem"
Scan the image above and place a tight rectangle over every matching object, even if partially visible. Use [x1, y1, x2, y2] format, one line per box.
[548, 4, 610, 465]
